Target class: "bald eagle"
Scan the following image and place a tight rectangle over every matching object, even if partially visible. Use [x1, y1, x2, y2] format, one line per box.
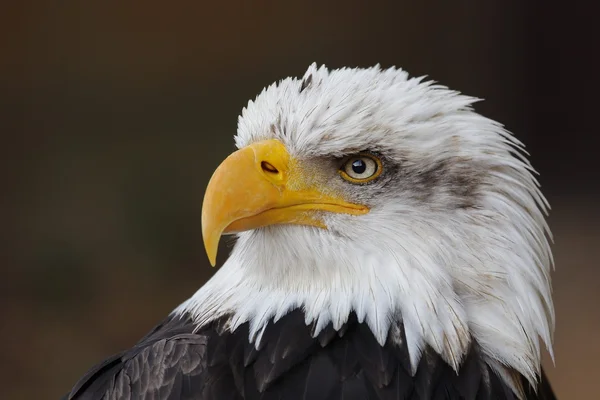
[65, 64, 556, 399]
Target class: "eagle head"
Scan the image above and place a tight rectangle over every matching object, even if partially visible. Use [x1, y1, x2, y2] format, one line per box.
[178, 63, 554, 387]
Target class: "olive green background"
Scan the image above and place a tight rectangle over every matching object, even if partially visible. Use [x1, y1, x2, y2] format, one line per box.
[2, 1, 598, 399]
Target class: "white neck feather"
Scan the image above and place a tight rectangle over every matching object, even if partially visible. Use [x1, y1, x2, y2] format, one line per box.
[176, 187, 553, 387]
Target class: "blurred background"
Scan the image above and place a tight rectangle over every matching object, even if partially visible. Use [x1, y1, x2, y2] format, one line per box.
[2, 1, 598, 398]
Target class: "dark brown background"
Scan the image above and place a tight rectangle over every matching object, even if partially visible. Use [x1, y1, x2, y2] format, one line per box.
[2, 1, 598, 399]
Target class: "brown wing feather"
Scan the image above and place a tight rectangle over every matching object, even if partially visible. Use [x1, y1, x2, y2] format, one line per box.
[65, 310, 557, 400]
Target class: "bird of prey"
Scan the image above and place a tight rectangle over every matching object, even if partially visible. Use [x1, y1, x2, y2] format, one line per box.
[64, 64, 556, 399]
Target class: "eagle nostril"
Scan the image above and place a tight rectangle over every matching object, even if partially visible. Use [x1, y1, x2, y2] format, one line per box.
[261, 161, 279, 174]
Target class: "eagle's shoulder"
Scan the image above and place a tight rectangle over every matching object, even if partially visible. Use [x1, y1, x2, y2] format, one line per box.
[66, 313, 228, 400]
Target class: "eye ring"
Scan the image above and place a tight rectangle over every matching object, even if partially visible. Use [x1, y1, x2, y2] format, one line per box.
[339, 153, 383, 184]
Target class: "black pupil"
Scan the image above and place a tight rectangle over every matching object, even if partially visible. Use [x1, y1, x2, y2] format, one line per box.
[351, 159, 367, 174]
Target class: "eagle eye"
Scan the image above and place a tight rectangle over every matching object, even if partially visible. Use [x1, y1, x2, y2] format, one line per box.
[339, 153, 383, 183]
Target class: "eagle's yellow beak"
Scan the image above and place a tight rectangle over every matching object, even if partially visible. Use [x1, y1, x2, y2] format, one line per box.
[201, 139, 369, 266]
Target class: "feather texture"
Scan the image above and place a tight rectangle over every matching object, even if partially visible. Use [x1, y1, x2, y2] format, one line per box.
[66, 310, 556, 400]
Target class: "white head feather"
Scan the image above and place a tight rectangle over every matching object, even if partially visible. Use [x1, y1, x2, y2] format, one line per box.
[176, 63, 554, 388]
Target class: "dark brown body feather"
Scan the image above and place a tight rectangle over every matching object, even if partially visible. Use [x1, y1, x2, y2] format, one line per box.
[65, 309, 556, 400]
